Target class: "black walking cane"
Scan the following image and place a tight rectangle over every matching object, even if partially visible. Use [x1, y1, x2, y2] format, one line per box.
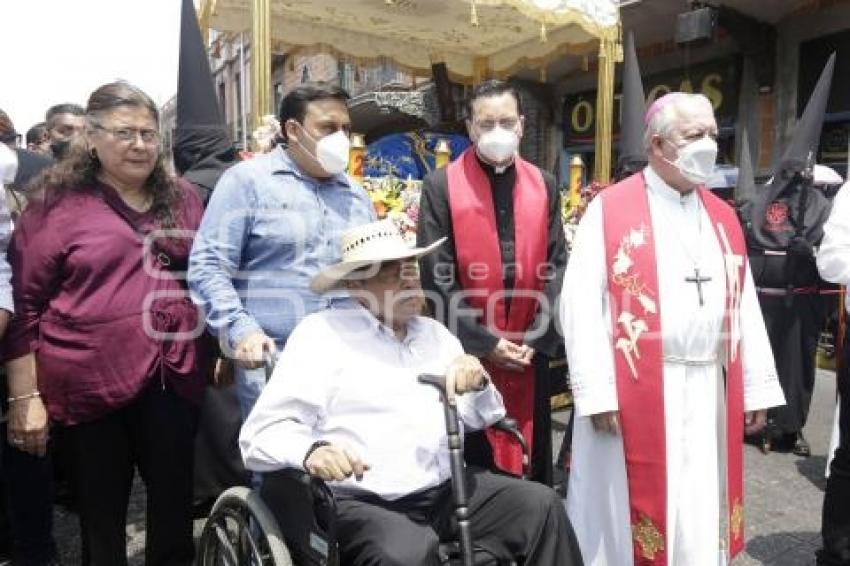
[263, 349, 279, 382]
[418, 373, 476, 566]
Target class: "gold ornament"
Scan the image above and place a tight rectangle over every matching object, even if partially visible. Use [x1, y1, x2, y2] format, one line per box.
[633, 515, 664, 560]
[730, 499, 744, 541]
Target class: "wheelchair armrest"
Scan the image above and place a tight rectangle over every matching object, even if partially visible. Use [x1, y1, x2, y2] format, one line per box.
[490, 418, 531, 480]
[260, 468, 339, 565]
[492, 417, 518, 431]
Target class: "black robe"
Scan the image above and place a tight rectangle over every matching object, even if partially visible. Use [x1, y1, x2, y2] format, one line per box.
[747, 186, 832, 437]
[416, 156, 567, 484]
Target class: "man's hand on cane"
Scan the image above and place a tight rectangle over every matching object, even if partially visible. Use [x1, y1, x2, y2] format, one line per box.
[234, 331, 276, 370]
[445, 355, 489, 405]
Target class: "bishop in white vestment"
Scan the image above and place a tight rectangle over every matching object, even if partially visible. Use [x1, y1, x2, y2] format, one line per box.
[561, 93, 784, 566]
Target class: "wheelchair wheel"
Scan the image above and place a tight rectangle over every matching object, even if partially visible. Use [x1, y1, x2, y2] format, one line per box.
[197, 486, 294, 566]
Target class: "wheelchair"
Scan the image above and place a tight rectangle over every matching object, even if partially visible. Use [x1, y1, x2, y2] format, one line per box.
[196, 369, 530, 566]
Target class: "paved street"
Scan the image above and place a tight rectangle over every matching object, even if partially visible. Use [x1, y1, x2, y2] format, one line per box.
[736, 369, 835, 566]
[52, 370, 837, 564]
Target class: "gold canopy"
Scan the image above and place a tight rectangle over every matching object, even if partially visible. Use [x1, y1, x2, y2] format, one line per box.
[200, 0, 621, 182]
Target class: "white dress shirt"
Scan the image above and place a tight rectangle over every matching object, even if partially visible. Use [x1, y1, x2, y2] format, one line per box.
[818, 181, 850, 310]
[239, 299, 506, 501]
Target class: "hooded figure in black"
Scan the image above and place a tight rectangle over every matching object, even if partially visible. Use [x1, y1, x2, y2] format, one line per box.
[173, 0, 248, 510]
[173, 0, 238, 204]
[746, 54, 835, 456]
[615, 32, 647, 182]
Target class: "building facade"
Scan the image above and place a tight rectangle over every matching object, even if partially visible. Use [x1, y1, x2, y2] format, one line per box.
[555, 0, 850, 182]
[206, 31, 416, 151]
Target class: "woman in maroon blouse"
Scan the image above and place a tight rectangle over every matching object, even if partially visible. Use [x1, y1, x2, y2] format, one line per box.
[4, 81, 209, 565]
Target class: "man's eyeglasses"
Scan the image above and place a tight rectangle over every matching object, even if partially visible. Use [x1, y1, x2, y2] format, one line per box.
[94, 125, 160, 145]
[473, 118, 519, 132]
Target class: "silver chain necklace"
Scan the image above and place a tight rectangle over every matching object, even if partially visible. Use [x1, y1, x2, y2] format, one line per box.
[654, 190, 713, 306]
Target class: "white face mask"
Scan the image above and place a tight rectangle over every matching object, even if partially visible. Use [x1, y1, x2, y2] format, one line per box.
[664, 136, 718, 185]
[296, 125, 350, 176]
[476, 127, 519, 164]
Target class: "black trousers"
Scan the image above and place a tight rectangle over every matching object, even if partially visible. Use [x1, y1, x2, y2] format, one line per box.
[820, 332, 850, 565]
[760, 294, 825, 435]
[335, 468, 583, 566]
[64, 383, 198, 566]
[2, 439, 57, 565]
[531, 353, 554, 485]
[193, 385, 249, 509]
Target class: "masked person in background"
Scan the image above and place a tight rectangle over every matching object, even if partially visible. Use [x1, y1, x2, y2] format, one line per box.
[188, 83, 375, 421]
[417, 80, 567, 485]
[44, 104, 85, 161]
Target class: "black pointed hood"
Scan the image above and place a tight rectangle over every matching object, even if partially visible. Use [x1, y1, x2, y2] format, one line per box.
[173, 0, 237, 197]
[616, 32, 647, 181]
[734, 129, 757, 226]
[748, 53, 834, 248]
[777, 52, 834, 179]
[735, 129, 755, 208]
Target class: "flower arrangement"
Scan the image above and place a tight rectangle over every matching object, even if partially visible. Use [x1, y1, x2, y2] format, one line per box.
[562, 180, 608, 250]
[362, 175, 422, 245]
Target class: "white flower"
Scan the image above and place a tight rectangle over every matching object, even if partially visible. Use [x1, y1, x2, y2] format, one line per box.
[637, 294, 657, 315]
[628, 228, 646, 248]
[613, 248, 632, 275]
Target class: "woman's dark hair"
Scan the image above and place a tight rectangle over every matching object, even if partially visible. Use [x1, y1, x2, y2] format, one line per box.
[0, 109, 18, 144]
[277, 82, 350, 143]
[37, 81, 181, 229]
[464, 80, 524, 120]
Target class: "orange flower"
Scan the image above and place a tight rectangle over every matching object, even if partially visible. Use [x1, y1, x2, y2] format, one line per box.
[373, 201, 388, 218]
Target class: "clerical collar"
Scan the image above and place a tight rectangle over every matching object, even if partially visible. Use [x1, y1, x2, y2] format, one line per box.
[475, 150, 515, 175]
[644, 165, 697, 207]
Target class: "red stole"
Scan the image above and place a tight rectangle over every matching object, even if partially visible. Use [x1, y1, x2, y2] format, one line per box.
[601, 172, 748, 564]
[446, 148, 548, 475]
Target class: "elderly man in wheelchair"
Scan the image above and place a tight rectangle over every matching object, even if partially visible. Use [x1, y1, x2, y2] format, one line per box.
[220, 220, 583, 566]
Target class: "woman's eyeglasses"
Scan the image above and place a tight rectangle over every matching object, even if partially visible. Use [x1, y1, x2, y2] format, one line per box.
[94, 125, 159, 145]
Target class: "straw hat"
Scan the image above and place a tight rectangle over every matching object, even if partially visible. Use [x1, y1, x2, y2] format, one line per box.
[310, 219, 446, 294]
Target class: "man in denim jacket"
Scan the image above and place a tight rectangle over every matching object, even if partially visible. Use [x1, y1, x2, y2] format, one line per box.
[189, 83, 376, 418]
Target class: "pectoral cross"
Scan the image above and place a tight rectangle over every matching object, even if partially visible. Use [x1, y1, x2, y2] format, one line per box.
[686, 267, 712, 307]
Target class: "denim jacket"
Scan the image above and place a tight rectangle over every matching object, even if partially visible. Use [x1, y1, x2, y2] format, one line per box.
[188, 146, 376, 350]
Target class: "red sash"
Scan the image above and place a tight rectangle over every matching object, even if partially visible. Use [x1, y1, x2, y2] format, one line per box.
[601, 172, 747, 564]
[446, 148, 548, 475]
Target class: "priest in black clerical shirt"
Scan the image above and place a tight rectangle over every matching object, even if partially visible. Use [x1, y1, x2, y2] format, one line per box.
[416, 80, 567, 484]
